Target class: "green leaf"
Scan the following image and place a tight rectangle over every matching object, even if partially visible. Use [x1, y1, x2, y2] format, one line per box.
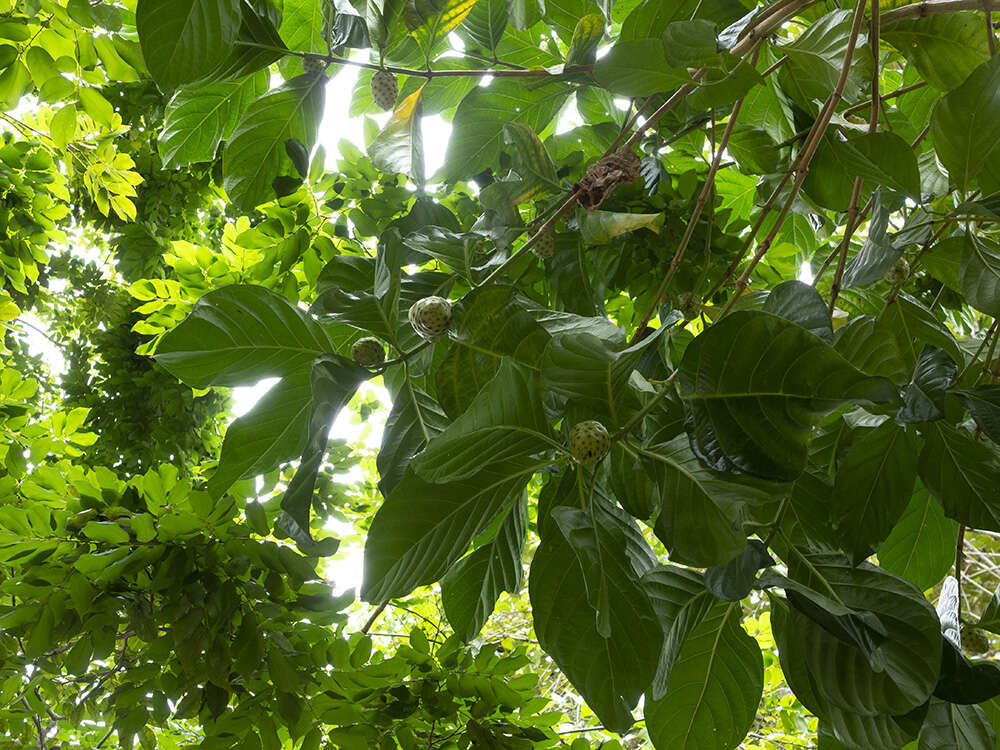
[593, 39, 691, 97]
[878, 481, 959, 592]
[919, 422, 1000, 532]
[503, 122, 560, 193]
[772, 556, 941, 734]
[278, 0, 329, 56]
[211, 0, 288, 81]
[377, 378, 448, 496]
[441, 493, 526, 642]
[931, 56, 1000, 192]
[223, 74, 326, 211]
[955, 386, 1000, 445]
[831, 420, 921, 565]
[679, 311, 900, 481]
[442, 79, 569, 182]
[136, 0, 242, 90]
[362, 457, 543, 603]
[578, 210, 664, 245]
[883, 13, 991, 91]
[154, 285, 334, 388]
[960, 234, 1000, 317]
[565, 14, 605, 66]
[880, 295, 964, 376]
[704, 539, 774, 602]
[638, 435, 751, 568]
[661, 20, 719, 67]
[529, 499, 662, 733]
[413, 359, 553, 482]
[462, 0, 507, 50]
[834, 133, 921, 196]
[645, 597, 763, 750]
[277, 355, 369, 547]
[919, 699, 996, 750]
[82, 521, 131, 544]
[207, 372, 311, 498]
[407, 0, 478, 57]
[159, 71, 268, 167]
[762, 280, 833, 342]
[780, 9, 872, 106]
[369, 84, 425, 189]
[898, 346, 957, 424]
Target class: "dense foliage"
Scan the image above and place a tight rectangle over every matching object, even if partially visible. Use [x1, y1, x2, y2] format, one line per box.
[4, 0, 1000, 747]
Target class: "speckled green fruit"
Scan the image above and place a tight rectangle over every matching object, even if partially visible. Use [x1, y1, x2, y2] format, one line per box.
[408, 296, 452, 342]
[351, 337, 385, 368]
[371, 69, 398, 111]
[884, 257, 910, 285]
[677, 291, 703, 321]
[532, 228, 554, 260]
[568, 420, 610, 465]
[302, 56, 327, 76]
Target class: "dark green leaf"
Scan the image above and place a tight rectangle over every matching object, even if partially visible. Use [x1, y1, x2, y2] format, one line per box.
[955, 386, 1000, 445]
[369, 84, 425, 189]
[832, 420, 921, 564]
[843, 190, 903, 288]
[931, 56, 1000, 192]
[879, 481, 959, 592]
[679, 311, 900, 480]
[919, 698, 996, 750]
[704, 539, 774, 601]
[593, 39, 692, 97]
[883, 13, 991, 90]
[377, 378, 448, 496]
[935, 638, 1000, 705]
[919, 422, 1000, 532]
[462, 0, 507, 50]
[136, 0, 241, 90]
[155, 285, 334, 388]
[441, 493, 526, 642]
[762, 280, 834, 343]
[898, 346, 957, 424]
[223, 74, 326, 210]
[960, 234, 1000, 317]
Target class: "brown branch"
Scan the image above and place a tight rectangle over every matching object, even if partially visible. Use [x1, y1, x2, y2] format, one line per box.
[629, 98, 746, 342]
[957, 320, 998, 383]
[881, 0, 1000, 23]
[717, 0, 872, 313]
[843, 80, 928, 116]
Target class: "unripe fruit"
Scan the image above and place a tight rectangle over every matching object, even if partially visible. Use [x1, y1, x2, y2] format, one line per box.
[371, 69, 398, 111]
[677, 291, 703, 321]
[568, 420, 611, 465]
[351, 337, 386, 368]
[302, 55, 327, 76]
[408, 296, 452, 342]
[884, 257, 910, 285]
[532, 228, 554, 260]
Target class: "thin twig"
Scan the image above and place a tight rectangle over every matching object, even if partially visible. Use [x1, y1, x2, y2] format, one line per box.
[361, 603, 387, 634]
[881, 0, 1000, 23]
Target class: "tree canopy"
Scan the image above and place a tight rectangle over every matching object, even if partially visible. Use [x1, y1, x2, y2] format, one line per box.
[4, 0, 1000, 747]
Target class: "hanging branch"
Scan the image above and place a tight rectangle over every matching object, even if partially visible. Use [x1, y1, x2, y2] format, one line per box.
[828, 0, 881, 312]
[714, 0, 872, 313]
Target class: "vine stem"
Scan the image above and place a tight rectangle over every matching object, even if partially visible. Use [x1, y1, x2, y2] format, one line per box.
[714, 0, 871, 314]
[362, 603, 387, 634]
[828, 0, 880, 312]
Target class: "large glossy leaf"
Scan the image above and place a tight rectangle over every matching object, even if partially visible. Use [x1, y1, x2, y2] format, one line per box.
[441, 492, 526, 642]
[883, 13, 991, 90]
[277, 355, 369, 547]
[529, 500, 662, 733]
[843, 191, 903, 288]
[369, 85, 425, 189]
[159, 71, 268, 167]
[773, 555, 942, 721]
[376, 377, 448, 496]
[154, 285, 334, 388]
[278, 0, 329, 55]
[960, 234, 1000, 317]
[898, 346, 957, 424]
[931, 56, 1000, 191]
[136, 0, 241, 90]
[635, 436, 754, 568]
[955, 386, 1000, 445]
[678, 311, 899, 481]
[412, 359, 555, 483]
[362, 457, 543, 603]
[831, 420, 921, 565]
[919, 422, 1000, 532]
[593, 39, 691, 97]
[442, 79, 569, 182]
[222, 74, 326, 211]
[880, 295, 964, 376]
[645, 597, 763, 750]
[704, 539, 775, 602]
[462, 0, 508, 50]
[879, 482, 959, 592]
[207, 372, 311, 498]
[762, 280, 833, 342]
[780, 10, 871, 105]
[406, 0, 478, 57]
[919, 699, 996, 750]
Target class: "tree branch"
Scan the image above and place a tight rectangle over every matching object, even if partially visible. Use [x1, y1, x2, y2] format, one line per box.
[880, 0, 1000, 23]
